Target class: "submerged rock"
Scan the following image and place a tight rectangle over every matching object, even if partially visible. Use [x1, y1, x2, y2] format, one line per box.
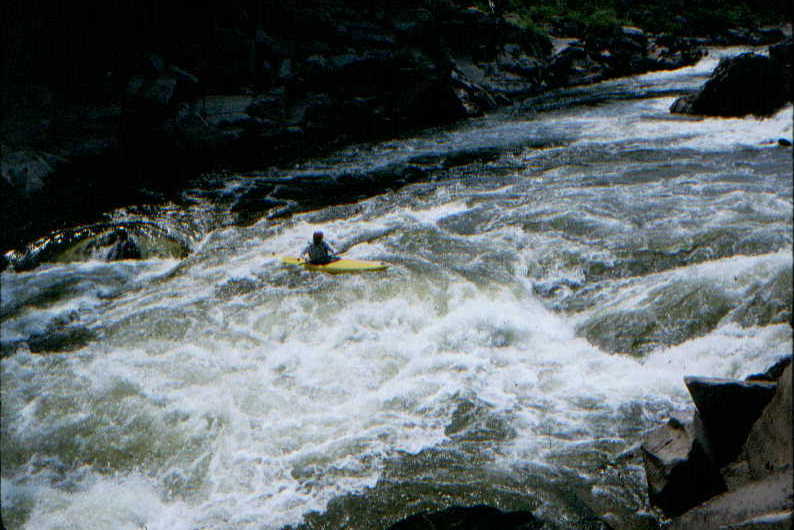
[26, 326, 96, 354]
[4, 222, 189, 271]
[729, 268, 793, 328]
[387, 505, 542, 530]
[579, 281, 734, 355]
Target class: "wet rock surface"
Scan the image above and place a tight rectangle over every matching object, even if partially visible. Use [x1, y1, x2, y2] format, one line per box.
[743, 365, 793, 481]
[387, 505, 542, 530]
[641, 415, 725, 516]
[4, 222, 190, 272]
[642, 357, 793, 527]
[669, 473, 792, 530]
[684, 377, 777, 467]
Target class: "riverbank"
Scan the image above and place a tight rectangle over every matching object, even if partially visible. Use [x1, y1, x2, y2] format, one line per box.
[2, 1, 790, 262]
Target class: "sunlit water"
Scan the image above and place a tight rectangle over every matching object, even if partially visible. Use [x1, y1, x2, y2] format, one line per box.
[2, 47, 792, 529]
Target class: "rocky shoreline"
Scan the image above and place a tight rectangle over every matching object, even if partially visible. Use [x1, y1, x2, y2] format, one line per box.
[377, 356, 793, 529]
[3, 1, 791, 269]
[642, 356, 792, 529]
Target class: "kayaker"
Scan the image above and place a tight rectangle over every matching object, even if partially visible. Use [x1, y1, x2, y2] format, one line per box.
[301, 231, 338, 265]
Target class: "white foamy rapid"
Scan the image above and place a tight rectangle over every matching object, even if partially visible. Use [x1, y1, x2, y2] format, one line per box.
[2, 47, 791, 529]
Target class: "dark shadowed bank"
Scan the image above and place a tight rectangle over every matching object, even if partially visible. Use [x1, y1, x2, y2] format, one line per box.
[641, 356, 792, 529]
[2, 0, 789, 266]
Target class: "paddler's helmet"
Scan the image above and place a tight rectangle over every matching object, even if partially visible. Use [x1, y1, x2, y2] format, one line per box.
[313, 231, 324, 243]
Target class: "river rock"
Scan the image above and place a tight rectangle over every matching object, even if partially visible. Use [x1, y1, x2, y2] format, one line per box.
[579, 280, 734, 355]
[670, 472, 793, 529]
[27, 326, 97, 354]
[768, 36, 793, 105]
[4, 222, 189, 271]
[387, 504, 542, 530]
[742, 365, 792, 480]
[584, 26, 649, 76]
[769, 36, 793, 68]
[547, 45, 603, 86]
[684, 376, 777, 467]
[245, 87, 287, 120]
[670, 52, 789, 117]
[646, 34, 708, 71]
[641, 415, 725, 516]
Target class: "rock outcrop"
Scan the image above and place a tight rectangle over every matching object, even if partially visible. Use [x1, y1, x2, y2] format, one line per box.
[670, 45, 791, 117]
[1, 0, 770, 265]
[641, 415, 726, 516]
[4, 222, 190, 272]
[642, 357, 793, 527]
[670, 472, 793, 529]
[684, 376, 777, 466]
[743, 364, 793, 481]
[769, 36, 793, 106]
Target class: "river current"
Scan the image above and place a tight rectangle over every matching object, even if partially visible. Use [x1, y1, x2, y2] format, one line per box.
[2, 48, 792, 529]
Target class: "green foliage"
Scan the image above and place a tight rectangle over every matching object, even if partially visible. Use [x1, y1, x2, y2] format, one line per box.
[473, 0, 784, 36]
[580, 7, 623, 36]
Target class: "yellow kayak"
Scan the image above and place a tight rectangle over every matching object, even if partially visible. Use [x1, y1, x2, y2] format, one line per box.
[279, 256, 388, 274]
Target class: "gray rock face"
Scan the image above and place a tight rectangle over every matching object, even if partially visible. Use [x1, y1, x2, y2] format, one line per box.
[742, 365, 792, 480]
[670, 472, 793, 530]
[643, 358, 793, 527]
[641, 415, 725, 516]
[684, 376, 777, 467]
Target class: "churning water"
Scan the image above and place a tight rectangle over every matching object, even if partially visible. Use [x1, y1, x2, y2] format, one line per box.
[2, 47, 792, 529]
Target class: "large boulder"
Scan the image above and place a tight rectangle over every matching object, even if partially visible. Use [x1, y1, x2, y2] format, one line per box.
[742, 365, 792, 480]
[547, 44, 604, 87]
[670, 52, 789, 117]
[641, 415, 725, 516]
[670, 472, 793, 530]
[768, 36, 793, 106]
[684, 376, 777, 467]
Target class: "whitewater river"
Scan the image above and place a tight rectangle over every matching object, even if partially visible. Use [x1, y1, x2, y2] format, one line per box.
[2, 48, 792, 529]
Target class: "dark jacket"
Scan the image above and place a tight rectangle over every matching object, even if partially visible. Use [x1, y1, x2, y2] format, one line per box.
[301, 240, 336, 264]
